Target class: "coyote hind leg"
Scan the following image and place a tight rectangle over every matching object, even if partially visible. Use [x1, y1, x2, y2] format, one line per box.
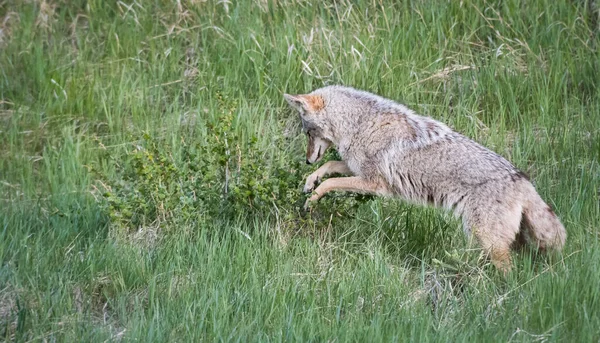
[467, 206, 522, 274]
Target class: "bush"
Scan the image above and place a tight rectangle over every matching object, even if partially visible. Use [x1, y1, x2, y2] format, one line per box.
[98, 93, 373, 236]
[102, 128, 310, 234]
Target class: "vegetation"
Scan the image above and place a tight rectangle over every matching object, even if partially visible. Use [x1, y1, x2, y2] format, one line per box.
[1, 0, 598, 341]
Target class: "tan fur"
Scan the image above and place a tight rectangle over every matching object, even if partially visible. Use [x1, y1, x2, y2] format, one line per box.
[293, 94, 325, 111]
[284, 86, 567, 274]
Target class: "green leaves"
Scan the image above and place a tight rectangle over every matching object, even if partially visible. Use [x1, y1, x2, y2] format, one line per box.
[100, 89, 375, 236]
[101, 94, 309, 233]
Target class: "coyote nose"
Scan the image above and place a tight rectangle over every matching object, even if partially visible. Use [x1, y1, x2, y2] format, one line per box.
[306, 159, 311, 165]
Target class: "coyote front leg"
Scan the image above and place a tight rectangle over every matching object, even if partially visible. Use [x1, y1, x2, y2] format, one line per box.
[304, 176, 390, 210]
[303, 161, 353, 193]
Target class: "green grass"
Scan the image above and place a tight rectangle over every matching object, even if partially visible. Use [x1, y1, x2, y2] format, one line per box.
[1, 0, 599, 341]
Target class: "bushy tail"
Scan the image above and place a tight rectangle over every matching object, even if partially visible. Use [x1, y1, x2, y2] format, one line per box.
[522, 185, 566, 250]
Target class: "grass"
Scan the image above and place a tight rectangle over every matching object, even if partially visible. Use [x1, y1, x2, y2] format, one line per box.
[1, 0, 599, 341]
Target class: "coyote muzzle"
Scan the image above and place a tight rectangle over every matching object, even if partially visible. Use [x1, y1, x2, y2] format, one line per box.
[306, 134, 330, 164]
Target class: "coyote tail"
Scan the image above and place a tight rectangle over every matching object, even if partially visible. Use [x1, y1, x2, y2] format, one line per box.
[522, 185, 567, 250]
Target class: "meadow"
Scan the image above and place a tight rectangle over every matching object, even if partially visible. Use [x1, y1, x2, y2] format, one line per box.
[1, 0, 599, 341]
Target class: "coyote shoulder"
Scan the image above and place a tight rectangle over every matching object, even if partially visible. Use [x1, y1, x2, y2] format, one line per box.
[284, 85, 566, 273]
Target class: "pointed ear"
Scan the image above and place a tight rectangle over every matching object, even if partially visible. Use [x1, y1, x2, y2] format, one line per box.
[283, 94, 304, 109]
[283, 94, 324, 113]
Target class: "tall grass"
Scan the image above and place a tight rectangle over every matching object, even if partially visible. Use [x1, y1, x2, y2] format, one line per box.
[1, 0, 599, 341]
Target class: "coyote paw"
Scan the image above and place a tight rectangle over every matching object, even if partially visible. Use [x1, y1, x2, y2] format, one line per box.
[303, 193, 321, 211]
[303, 174, 321, 193]
[303, 198, 312, 211]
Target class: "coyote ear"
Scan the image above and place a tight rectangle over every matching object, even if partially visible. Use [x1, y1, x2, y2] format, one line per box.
[283, 94, 304, 109]
[284, 94, 324, 113]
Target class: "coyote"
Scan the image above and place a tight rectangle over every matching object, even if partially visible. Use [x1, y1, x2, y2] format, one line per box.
[284, 86, 566, 273]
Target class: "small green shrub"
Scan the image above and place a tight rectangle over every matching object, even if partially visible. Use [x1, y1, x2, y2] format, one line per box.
[98, 92, 374, 236]
[101, 128, 308, 234]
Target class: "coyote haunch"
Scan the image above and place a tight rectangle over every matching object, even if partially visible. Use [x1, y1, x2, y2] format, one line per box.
[284, 86, 566, 273]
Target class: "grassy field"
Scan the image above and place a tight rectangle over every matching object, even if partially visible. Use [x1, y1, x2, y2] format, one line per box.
[1, 0, 599, 341]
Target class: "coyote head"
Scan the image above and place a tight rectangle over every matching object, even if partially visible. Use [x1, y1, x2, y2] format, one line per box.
[284, 93, 332, 164]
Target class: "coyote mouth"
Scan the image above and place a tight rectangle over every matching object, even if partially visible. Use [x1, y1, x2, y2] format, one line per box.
[316, 145, 322, 160]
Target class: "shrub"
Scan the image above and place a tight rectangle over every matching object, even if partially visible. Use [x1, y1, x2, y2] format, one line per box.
[98, 93, 373, 236]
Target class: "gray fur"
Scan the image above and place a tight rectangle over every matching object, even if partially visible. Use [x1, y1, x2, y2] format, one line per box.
[285, 86, 566, 273]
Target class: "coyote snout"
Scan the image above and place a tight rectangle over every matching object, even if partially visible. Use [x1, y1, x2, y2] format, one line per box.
[284, 86, 566, 274]
[305, 134, 330, 164]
